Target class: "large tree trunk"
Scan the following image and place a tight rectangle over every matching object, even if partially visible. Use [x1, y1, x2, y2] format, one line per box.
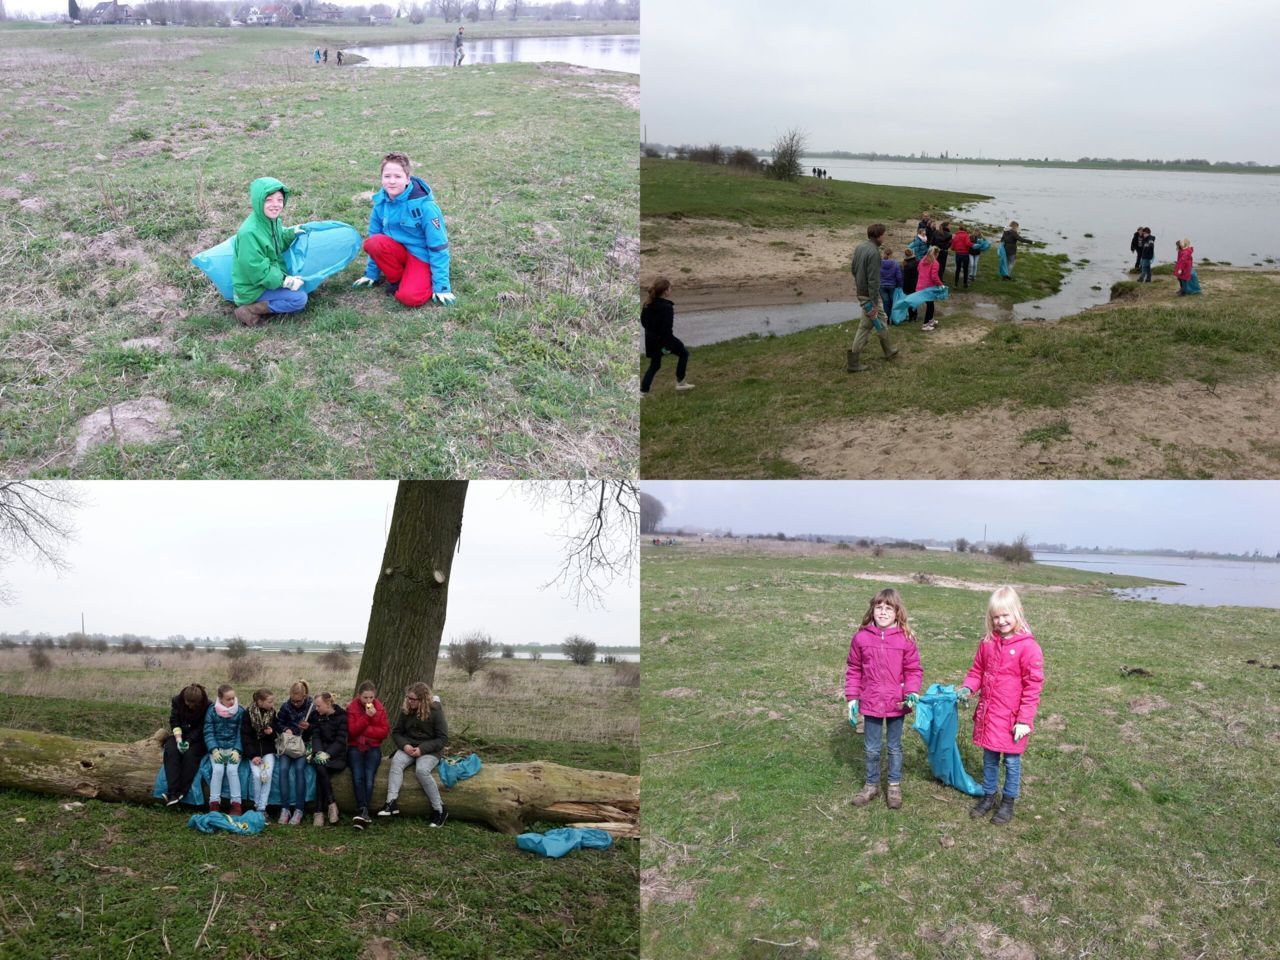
[0, 727, 638, 837]
[356, 481, 467, 699]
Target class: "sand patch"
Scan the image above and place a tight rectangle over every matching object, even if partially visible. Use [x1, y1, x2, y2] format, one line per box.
[845, 570, 1067, 595]
[658, 687, 699, 698]
[72, 397, 178, 465]
[784, 374, 1280, 478]
[1129, 695, 1170, 715]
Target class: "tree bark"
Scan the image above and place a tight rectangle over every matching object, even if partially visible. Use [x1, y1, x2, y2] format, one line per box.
[0, 727, 638, 837]
[355, 481, 467, 699]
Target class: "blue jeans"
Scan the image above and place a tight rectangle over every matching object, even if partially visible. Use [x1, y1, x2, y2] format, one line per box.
[863, 715, 903, 785]
[347, 747, 382, 811]
[880, 285, 895, 318]
[970, 253, 979, 280]
[1178, 278, 1188, 294]
[1139, 258, 1153, 282]
[277, 753, 308, 810]
[257, 287, 308, 313]
[983, 748, 1022, 798]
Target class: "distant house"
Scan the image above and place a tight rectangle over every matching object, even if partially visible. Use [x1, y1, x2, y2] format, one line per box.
[259, 3, 294, 23]
[86, 0, 135, 23]
[310, 3, 343, 20]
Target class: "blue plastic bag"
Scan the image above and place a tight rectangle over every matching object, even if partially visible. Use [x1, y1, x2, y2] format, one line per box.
[998, 243, 1011, 278]
[187, 810, 267, 835]
[191, 220, 363, 301]
[516, 827, 613, 859]
[439, 753, 483, 788]
[153, 754, 316, 807]
[1185, 268, 1201, 294]
[911, 683, 984, 797]
[890, 284, 950, 325]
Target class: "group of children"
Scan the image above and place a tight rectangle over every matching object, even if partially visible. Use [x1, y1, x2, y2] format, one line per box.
[844, 585, 1045, 825]
[160, 678, 451, 829]
[1132, 228, 1201, 295]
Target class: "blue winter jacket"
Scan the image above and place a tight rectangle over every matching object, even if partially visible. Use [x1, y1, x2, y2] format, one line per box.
[363, 175, 452, 293]
[879, 260, 902, 289]
[204, 703, 244, 752]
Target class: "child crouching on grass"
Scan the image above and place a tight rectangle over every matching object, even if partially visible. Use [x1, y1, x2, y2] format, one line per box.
[309, 692, 349, 827]
[231, 177, 309, 327]
[204, 684, 245, 816]
[846, 588, 923, 810]
[241, 688, 278, 817]
[956, 586, 1045, 826]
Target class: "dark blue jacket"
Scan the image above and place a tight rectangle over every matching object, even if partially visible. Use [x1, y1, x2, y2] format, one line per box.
[276, 696, 314, 739]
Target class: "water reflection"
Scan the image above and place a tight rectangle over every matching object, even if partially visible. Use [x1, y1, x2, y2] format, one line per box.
[355, 33, 639, 73]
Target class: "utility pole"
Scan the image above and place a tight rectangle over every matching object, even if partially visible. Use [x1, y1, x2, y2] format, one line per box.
[81, 613, 85, 635]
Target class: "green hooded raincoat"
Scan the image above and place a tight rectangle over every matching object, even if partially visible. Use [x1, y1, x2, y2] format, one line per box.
[231, 177, 298, 306]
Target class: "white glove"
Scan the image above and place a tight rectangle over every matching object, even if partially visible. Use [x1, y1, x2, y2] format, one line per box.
[432, 292, 456, 306]
[172, 726, 183, 740]
[292, 225, 307, 235]
[281, 275, 304, 291]
[314, 751, 330, 765]
[1013, 724, 1031, 742]
[352, 277, 375, 289]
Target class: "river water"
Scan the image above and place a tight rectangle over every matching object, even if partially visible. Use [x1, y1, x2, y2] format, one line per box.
[353, 33, 639, 73]
[1033, 552, 1280, 609]
[681, 159, 1280, 345]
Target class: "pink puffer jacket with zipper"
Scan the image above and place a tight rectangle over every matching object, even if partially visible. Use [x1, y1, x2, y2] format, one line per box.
[962, 631, 1044, 754]
[845, 624, 923, 718]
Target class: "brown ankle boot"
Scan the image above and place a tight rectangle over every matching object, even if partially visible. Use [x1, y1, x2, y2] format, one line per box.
[233, 300, 273, 326]
[886, 783, 902, 809]
[850, 783, 878, 807]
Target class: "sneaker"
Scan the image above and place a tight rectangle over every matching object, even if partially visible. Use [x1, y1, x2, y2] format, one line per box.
[327, 802, 340, 825]
[353, 808, 372, 826]
[850, 783, 878, 807]
[886, 783, 902, 810]
[378, 800, 399, 817]
[229, 801, 242, 817]
[991, 796, 1016, 826]
[166, 796, 183, 808]
[352, 817, 366, 831]
[921, 321, 937, 331]
[159, 792, 169, 805]
[289, 809, 303, 826]
[429, 805, 448, 828]
[313, 811, 325, 827]
[675, 381, 695, 391]
[278, 808, 291, 825]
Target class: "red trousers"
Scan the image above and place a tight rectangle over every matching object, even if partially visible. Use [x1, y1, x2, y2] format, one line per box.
[363, 234, 434, 308]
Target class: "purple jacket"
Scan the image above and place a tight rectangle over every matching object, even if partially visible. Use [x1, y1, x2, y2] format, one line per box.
[844, 624, 923, 718]
[879, 259, 902, 289]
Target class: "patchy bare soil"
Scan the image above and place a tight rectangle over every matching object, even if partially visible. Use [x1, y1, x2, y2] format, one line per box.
[72, 397, 178, 465]
[784, 374, 1280, 479]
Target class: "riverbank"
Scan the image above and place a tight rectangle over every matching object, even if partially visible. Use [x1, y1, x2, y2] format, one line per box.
[641, 542, 1280, 960]
[640, 266, 1280, 479]
[0, 26, 637, 477]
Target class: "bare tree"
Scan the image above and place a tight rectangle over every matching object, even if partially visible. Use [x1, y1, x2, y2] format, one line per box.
[562, 635, 597, 666]
[767, 127, 807, 181]
[505, 0, 518, 18]
[524, 481, 638, 608]
[1, 481, 82, 605]
[639, 490, 666, 534]
[448, 630, 496, 678]
[484, 0, 497, 17]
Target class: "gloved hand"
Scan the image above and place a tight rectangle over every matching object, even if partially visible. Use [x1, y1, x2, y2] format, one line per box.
[292, 225, 307, 235]
[847, 699, 859, 724]
[902, 692, 920, 711]
[228, 750, 241, 765]
[211, 749, 224, 764]
[956, 686, 972, 704]
[352, 277, 375, 289]
[177, 739, 189, 753]
[172, 726, 183, 741]
[314, 751, 330, 765]
[281, 275, 304, 291]
[1013, 724, 1031, 742]
[432, 292, 457, 306]
[260, 765, 272, 784]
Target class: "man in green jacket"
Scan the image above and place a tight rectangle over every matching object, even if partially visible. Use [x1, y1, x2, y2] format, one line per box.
[231, 177, 308, 326]
[848, 223, 897, 372]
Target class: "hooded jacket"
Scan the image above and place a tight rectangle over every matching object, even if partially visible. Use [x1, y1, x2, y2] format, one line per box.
[391, 701, 449, 758]
[346, 697, 391, 752]
[310, 703, 349, 769]
[951, 230, 972, 255]
[276, 695, 314, 740]
[844, 623, 923, 718]
[363, 174, 452, 294]
[908, 235, 931, 262]
[1139, 233, 1156, 261]
[231, 177, 299, 306]
[902, 257, 919, 294]
[641, 297, 676, 358]
[916, 258, 942, 290]
[962, 631, 1045, 754]
[1175, 245, 1194, 280]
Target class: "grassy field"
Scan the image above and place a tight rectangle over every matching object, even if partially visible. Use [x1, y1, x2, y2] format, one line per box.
[641, 541, 1280, 960]
[0, 647, 639, 958]
[639, 266, 1280, 478]
[0, 23, 638, 478]
[0, 649, 640, 749]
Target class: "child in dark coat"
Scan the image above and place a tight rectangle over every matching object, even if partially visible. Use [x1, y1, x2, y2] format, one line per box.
[162, 683, 209, 807]
[309, 692, 349, 826]
[241, 688, 278, 816]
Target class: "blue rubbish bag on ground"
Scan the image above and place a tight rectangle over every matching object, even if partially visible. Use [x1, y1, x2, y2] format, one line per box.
[890, 284, 950, 325]
[191, 220, 363, 301]
[153, 755, 316, 807]
[516, 827, 614, 859]
[187, 810, 267, 835]
[439, 753, 483, 788]
[911, 683, 983, 797]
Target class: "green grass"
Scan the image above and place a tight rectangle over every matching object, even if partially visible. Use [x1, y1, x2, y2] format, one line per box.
[0, 23, 637, 477]
[0, 692, 637, 958]
[640, 543, 1280, 959]
[640, 159, 988, 229]
[640, 268, 1280, 477]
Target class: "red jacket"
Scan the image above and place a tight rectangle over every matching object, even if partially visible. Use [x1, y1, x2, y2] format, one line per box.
[844, 624, 923, 718]
[950, 230, 972, 255]
[1175, 246, 1194, 281]
[346, 697, 390, 752]
[962, 631, 1044, 754]
[916, 259, 942, 290]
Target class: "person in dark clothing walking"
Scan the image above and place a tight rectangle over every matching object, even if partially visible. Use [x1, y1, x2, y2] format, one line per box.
[901, 248, 919, 323]
[1130, 227, 1144, 271]
[934, 221, 953, 277]
[641, 277, 693, 394]
[323, 48, 328, 63]
[453, 27, 465, 66]
[161, 683, 209, 807]
[1138, 228, 1156, 282]
[336, 50, 344, 65]
[999, 222, 1030, 279]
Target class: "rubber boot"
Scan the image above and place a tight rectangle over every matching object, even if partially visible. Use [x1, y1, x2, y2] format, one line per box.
[846, 349, 869, 373]
[991, 796, 1016, 825]
[233, 300, 273, 327]
[850, 783, 878, 807]
[229, 801, 242, 817]
[886, 783, 902, 809]
[877, 332, 898, 360]
[969, 793, 997, 819]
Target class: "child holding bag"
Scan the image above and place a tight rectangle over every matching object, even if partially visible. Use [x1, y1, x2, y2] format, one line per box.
[275, 679, 314, 826]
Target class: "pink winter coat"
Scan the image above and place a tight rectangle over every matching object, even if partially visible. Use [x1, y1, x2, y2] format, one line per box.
[844, 624, 923, 718]
[916, 259, 941, 290]
[1175, 246, 1194, 281]
[962, 631, 1045, 754]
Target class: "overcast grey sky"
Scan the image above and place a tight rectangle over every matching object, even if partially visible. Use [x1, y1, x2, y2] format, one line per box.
[1, 482, 638, 646]
[641, 482, 1280, 554]
[643, 0, 1280, 163]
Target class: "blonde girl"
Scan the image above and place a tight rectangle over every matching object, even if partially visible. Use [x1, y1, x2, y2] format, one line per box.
[957, 586, 1045, 825]
[379, 682, 449, 827]
[846, 588, 924, 810]
[276, 679, 314, 826]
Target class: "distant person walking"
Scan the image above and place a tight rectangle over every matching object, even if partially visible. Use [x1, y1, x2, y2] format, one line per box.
[453, 27, 465, 66]
[998, 221, 1029, 280]
[847, 224, 897, 372]
[1137, 228, 1156, 282]
[934, 221, 954, 277]
[313, 47, 321, 65]
[323, 48, 328, 64]
[336, 50, 344, 66]
[1130, 227, 1144, 272]
[879, 246, 902, 321]
[640, 277, 693, 394]
[950, 224, 972, 288]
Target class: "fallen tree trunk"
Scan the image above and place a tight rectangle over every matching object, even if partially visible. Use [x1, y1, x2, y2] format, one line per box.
[0, 727, 638, 837]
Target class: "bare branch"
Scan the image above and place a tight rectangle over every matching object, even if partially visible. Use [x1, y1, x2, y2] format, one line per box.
[0, 482, 83, 603]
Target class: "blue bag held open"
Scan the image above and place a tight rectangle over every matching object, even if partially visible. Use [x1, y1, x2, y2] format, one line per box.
[191, 220, 363, 301]
[911, 683, 984, 797]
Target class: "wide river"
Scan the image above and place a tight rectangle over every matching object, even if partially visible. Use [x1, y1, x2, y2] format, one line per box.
[353, 33, 639, 73]
[1033, 552, 1280, 609]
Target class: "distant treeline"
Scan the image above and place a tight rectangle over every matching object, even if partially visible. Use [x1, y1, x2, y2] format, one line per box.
[0, 631, 639, 653]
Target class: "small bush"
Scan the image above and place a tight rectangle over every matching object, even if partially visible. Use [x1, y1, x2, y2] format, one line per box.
[500, 644, 515, 660]
[601, 654, 620, 665]
[871, 545, 884, 557]
[183, 642, 195, 652]
[529, 649, 542, 662]
[224, 637, 249, 660]
[612, 663, 640, 688]
[835, 541, 852, 551]
[28, 649, 53, 671]
[228, 657, 264, 684]
[128, 127, 153, 142]
[318, 648, 351, 672]
[727, 148, 760, 172]
[989, 534, 1035, 565]
[449, 631, 496, 679]
[483, 669, 511, 692]
[562, 635, 597, 666]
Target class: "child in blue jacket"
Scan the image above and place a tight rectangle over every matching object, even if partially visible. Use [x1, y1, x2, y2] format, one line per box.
[205, 684, 245, 815]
